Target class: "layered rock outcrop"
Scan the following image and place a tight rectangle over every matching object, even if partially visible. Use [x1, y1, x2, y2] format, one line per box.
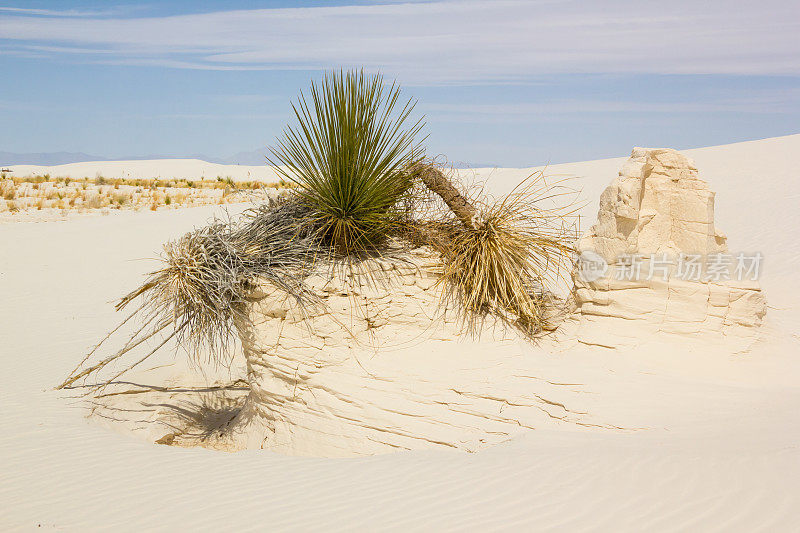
[573, 148, 766, 349]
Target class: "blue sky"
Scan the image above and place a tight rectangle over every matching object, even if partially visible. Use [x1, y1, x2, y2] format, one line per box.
[1, 0, 798, 166]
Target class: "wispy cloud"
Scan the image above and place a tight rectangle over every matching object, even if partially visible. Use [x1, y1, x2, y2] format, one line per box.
[0, 6, 133, 18]
[0, 0, 798, 83]
[424, 90, 800, 119]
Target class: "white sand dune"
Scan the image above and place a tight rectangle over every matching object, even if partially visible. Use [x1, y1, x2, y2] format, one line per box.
[5, 158, 283, 182]
[1, 135, 798, 530]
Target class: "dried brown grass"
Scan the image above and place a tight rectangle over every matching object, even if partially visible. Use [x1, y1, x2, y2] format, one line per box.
[430, 170, 579, 335]
[57, 199, 322, 391]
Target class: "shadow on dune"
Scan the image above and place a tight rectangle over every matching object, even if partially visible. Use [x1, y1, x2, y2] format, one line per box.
[63, 380, 250, 447]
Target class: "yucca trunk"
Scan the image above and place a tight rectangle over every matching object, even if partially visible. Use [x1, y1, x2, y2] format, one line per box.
[414, 163, 477, 229]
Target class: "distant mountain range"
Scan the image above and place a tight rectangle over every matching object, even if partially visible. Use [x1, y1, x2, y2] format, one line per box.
[0, 148, 271, 167]
[221, 149, 270, 166]
[0, 151, 108, 167]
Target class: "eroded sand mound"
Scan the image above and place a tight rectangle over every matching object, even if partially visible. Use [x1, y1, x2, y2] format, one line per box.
[206, 249, 602, 456]
[188, 147, 769, 457]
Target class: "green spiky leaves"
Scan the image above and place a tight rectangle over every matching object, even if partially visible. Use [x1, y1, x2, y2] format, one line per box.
[269, 69, 424, 255]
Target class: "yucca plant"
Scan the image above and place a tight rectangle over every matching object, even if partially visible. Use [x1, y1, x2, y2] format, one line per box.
[269, 69, 424, 255]
[57, 71, 580, 394]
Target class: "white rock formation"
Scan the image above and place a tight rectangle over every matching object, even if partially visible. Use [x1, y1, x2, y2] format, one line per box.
[572, 148, 766, 349]
[210, 249, 603, 457]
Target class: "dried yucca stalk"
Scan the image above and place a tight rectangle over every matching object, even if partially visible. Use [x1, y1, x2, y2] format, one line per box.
[57, 199, 322, 391]
[419, 164, 579, 335]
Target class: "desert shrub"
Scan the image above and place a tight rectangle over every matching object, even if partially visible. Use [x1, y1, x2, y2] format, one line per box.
[269, 69, 424, 255]
[1, 181, 15, 200]
[84, 194, 103, 209]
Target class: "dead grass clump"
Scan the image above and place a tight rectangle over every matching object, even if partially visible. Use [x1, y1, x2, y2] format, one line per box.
[112, 192, 129, 206]
[85, 194, 103, 209]
[1, 181, 16, 200]
[57, 198, 323, 390]
[423, 169, 579, 335]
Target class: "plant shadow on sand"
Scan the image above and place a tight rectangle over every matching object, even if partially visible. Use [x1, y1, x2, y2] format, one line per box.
[68, 380, 250, 447]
